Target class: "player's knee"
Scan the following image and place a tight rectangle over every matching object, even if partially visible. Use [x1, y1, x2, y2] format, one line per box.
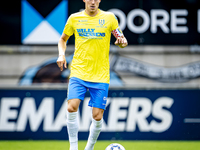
[93, 116, 102, 121]
[67, 104, 78, 112]
[67, 99, 80, 112]
[93, 113, 103, 121]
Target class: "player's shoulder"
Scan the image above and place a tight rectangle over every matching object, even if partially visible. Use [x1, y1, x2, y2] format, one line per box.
[69, 11, 85, 18]
[100, 10, 115, 17]
[100, 10, 116, 20]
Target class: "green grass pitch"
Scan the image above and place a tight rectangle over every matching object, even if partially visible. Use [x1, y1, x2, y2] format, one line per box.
[0, 140, 199, 150]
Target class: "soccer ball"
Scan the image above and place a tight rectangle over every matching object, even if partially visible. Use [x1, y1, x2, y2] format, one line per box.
[105, 143, 125, 150]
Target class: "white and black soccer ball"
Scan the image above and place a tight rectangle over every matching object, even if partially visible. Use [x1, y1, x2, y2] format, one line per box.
[105, 143, 125, 150]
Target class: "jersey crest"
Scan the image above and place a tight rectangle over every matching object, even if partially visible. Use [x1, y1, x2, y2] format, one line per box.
[99, 19, 105, 26]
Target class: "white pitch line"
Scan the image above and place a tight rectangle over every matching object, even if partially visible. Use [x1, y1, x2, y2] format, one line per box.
[184, 118, 200, 123]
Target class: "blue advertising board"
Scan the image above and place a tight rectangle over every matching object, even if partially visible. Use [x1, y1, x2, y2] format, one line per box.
[0, 89, 200, 140]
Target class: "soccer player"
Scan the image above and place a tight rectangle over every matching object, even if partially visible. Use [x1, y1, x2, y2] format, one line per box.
[57, 0, 128, 150]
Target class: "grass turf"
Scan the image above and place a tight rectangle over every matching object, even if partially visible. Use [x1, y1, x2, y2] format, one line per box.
[0, 140, 199, 150]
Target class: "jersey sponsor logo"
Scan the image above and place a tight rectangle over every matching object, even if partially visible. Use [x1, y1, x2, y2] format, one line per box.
[77, 28, 106, 38]
[77, 20, 89, 25]
[78, 20, 88, 22]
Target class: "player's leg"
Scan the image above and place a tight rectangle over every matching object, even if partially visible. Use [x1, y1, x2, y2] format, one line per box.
[85, 107, 104, 150]
[85, 84, 109, 150]
[92, 107, 104, 121]
[67, 77, 87, 150]
[67, 98, 81, 112]
[66, 99, 81, 150]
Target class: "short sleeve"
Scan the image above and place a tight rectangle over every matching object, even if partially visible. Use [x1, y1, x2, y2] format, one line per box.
[63, 15, 74, 36]
[111, 13, 120, 31]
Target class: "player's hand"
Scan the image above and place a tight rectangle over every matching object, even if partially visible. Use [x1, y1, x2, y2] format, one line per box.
[115, 36, 128, 48]
[57, 55, 67, 71]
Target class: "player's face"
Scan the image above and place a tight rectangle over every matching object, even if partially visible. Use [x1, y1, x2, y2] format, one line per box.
[83, 0, 101, 15]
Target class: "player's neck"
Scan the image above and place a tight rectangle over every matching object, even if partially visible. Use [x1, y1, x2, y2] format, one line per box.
[85, 9, 99, 17]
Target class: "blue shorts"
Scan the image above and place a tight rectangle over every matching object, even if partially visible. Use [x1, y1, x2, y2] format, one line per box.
[67, 77, 109, 110]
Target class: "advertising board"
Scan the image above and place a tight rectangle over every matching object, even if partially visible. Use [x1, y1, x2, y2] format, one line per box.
[0, 0, 199, 44]
[0, 89, 199, 140]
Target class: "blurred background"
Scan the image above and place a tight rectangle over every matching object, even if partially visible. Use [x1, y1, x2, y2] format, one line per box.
[0, 0, 200, 141]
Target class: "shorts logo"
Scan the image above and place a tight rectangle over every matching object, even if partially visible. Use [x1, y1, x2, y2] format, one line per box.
[21, 0, 68, 44]
[99, 19, 105, 26]
[103, 97, 107, 101]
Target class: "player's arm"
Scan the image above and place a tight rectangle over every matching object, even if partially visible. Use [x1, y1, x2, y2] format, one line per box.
[112, 28, 128, 48]
[57, 33, 70, 71]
